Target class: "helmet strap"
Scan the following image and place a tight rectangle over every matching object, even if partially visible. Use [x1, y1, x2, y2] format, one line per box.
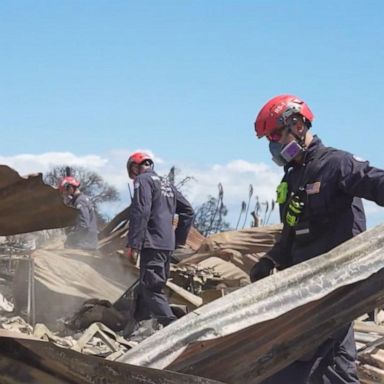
[287, 123, 308, 149]
[280, 123, 308, 164]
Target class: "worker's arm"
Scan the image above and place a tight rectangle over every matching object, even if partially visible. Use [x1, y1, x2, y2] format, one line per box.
[174, 189, 194, 247]
[250, 224, 294, 282]
[338, 152, 384, 205]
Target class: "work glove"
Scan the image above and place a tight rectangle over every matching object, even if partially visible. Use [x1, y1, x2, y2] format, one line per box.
[249, 258, 275, 282]
[126, 247, 139, 265]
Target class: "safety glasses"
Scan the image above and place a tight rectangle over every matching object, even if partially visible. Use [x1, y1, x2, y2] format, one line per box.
[267, 126, 288, 142]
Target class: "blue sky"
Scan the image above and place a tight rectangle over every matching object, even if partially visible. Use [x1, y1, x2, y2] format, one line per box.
[1, 1, 384, 228]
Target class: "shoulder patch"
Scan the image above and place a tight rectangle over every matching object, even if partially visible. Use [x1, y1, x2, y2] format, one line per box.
[76, 204, 82, 209]
[151, 175, 160, 181]
[353, 155, 365, 162]
[134, 181, 140, 189]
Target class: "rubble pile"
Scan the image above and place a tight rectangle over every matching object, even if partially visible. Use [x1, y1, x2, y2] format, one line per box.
[355, 320, 384, 383]
[1, 166, 384, 383]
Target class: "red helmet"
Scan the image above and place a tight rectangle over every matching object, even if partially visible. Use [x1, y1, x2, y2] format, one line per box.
[58, 176, 80, 193]
[254, 95, 314, 138]
[127, 152, 153, 179]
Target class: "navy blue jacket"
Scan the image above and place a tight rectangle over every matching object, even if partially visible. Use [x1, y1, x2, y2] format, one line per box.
[65, 193, 99, 250]
[127, 170, 194, 251]
[269, 136, 384, 267]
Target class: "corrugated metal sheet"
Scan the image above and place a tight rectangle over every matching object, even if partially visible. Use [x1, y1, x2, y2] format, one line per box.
[0, 335, 225, 384]
[0, 165, 77, 235]
[115, 224, 384, 383]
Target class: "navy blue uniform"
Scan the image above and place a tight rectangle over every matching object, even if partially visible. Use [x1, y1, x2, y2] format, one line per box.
[128, 170, 194, 251]
[127, 169, 194, 325]
[262, 136, 384, 384]
[65, 193, 98, 250]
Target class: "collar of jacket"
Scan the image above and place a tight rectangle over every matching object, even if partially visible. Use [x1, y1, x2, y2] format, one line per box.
[284, 135, 325, 172]
[140, 169, 157, 177]
[71, 193, 81, 205]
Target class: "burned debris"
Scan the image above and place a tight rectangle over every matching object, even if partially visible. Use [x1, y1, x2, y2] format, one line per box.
[1, 165, 384, 383]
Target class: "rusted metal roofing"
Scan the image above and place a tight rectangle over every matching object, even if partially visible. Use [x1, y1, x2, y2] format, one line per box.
[115, 224, 384, 384]
[194, 224, 281, 255]
[186, 227, 205, 251]
[98, 205, 205, 257]
[0, 165, 77, 235]
[0, 335, 225, 384]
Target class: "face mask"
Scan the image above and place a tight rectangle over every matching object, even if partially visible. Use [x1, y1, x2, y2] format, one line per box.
[269, 141, 286, 166]
[269, 140, 305, 166]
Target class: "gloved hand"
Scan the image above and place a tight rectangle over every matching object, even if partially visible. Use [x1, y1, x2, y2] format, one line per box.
[126, 247, 139, 265]
[249, 258, 275, 282]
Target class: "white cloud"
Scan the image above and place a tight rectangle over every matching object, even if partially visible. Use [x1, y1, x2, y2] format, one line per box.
[3, 150, 382, 229]
[176, 160, 280, 206]
[0, 151, 282, 227]
[155, 159, 282, 228]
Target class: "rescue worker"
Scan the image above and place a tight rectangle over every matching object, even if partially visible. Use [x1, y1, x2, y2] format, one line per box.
[251, 94, 384, 384]
[126, 152, 194, 326]
[59, 176, 98, 250]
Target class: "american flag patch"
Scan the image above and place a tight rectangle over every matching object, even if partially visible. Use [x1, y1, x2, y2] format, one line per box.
[306, 181, 321, 195]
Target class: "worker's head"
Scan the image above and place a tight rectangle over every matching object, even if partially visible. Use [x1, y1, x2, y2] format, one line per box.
[254, 95, 314, 166]
[58, 176, 80, 199]
[127, 152, 154, 179]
